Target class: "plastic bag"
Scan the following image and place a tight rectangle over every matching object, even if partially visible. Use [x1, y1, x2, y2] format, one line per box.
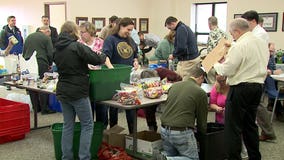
[6, 93, 33, 111]
[98, 142, 132, 160]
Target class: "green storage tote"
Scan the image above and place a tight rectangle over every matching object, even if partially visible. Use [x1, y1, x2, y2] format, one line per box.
[89, 64, 132, 101]
[51, 122, 104, 160]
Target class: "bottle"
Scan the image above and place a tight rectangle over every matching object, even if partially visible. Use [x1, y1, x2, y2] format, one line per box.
[168, 59, 174, 71]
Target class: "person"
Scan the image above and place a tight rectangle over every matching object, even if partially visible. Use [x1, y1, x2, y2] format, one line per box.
[0, 39, 13, 56]
[0, 15, 23, 55]
[242, 10, 276, 142]
[259, 16, 264, 28]
[53, 21, 106, 160]
[99, 15, 118, 40]
[209, 73, 248, 159]
[36, 16, 58, 47]
[102, 17, 139, 133]
[78, 21, 113, 69]
[209, 74, 229, 124]
[213, 18, 269, 160]
[160, 66, 208, 159]
[266, 43, 284, 122]
[22, 25, 55, 114]
[164, 16, 200, 78]
[139, 68, 182, 132]
[206, 16, 228, 84]
[78, 21, 113, 127]
[149, 31, 175, 63]
[138, 32, 160, 49]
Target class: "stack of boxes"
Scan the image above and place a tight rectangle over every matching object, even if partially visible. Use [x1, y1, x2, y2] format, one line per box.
[0, 98, 30, 144]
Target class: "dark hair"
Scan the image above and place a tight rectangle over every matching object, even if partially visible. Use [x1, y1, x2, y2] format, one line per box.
[41, 15, 49, 19]
[140, 69, 159, 78]
[7, 16, 15, 22]
[164, 16, 178, 26]
[109, 15, 118, 23]
[241, 10, 259, 24]
[188, 64, 206, 78]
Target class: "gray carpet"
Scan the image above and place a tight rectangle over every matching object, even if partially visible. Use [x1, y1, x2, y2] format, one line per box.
[0, 86, 283, 160]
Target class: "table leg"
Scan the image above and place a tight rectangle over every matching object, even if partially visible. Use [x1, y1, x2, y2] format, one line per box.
[133, 108, 138, 154]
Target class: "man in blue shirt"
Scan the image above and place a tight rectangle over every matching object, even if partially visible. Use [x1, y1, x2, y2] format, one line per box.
[165, 16, 200, 78]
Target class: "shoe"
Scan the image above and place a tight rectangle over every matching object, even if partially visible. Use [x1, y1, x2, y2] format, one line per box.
[41, 109, 56, 115]
[259, 134, 276, 141]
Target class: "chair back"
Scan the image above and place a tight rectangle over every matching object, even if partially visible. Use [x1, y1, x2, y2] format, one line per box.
[265, 76, 278, 98]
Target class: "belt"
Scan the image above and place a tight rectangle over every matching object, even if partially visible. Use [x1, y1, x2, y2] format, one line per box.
[161, 124, 193, 131]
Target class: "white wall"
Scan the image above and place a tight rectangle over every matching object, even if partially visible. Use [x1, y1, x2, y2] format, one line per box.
[1, 0, 284, 49]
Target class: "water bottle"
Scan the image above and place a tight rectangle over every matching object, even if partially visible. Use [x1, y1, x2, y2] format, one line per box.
[168, 59, 174, 71]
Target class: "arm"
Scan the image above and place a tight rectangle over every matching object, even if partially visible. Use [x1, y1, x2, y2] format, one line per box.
[46, 37, 54, 66]
[0, 29, 7, 49]
[77, 43, 106, 65]
[214, 45, 242, 76]
[196, 92, 208, 135]
[209, 85, 224, 113]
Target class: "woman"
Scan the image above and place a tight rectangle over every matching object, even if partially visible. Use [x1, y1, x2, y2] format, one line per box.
[149, 31, 175, 63]
[78, 22, 113, 69]
[102, 17, 138, 133]
[209, 74, 229, 124]
[54, 21, 106, 160]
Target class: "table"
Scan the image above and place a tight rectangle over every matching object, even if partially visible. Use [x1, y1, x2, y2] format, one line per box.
[98, 83, 212, 159]
[3, 81, 55, 130]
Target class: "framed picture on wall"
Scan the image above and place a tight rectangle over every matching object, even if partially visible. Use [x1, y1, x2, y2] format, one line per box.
[139, 18, 149, 33]
[76, 17, 88, 25]
[131, 18, 137, 29]
[259, 12, 278, 32]
[282, 12, 284, 32]
[92, 17, 105, 32]
[233, 14, 242, 19]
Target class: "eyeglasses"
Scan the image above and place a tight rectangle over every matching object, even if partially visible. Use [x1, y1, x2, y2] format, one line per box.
[80, 31, 87, 34]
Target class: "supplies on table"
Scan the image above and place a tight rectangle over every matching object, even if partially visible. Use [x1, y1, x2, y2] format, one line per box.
[112, 83, 142, 105]
[140, 77, 164, 99]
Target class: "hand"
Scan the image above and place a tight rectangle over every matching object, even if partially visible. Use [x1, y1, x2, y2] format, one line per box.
[273, 69, 282, 75]
[133, 59, 139, 69]
[216, 107, 224, 113]
[224, 40, 231, 47]
[168, 54, 173, 60]
[267, 69, 272, 75]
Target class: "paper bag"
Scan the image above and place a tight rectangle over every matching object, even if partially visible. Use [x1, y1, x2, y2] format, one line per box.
[201, 38, 230, 73]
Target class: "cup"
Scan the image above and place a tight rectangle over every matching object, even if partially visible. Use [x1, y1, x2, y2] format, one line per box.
[8, 35, 19, 45]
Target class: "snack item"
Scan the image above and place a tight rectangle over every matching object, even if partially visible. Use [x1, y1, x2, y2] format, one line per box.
[113, 90, 141, 105]
[143, 87, 163, 99]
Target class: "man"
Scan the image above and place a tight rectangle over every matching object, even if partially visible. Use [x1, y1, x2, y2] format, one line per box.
[0, 15, 24, 55]
[160, 66, 208, 159]
[165, 16, 199, 78]
[138, 31, 160, 64]
[214, 18, 269, 160]
[206, 16, 228, 84]
[36, 16, 58, 47]
[99, 15, 118, 40]
[242, 10, 276, 141]
[23, 25, 55, 115]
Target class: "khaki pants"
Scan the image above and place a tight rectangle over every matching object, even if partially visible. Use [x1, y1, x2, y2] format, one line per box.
[176, 56, 200, 78]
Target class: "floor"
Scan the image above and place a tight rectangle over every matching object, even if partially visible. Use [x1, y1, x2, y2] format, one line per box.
[0, 85, 284, 160]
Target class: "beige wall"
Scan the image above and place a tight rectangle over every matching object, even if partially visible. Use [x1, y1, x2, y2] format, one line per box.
[0, 0, 283, 48]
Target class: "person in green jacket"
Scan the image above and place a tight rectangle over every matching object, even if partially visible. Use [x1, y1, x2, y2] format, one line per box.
[149, 31, 175, 63]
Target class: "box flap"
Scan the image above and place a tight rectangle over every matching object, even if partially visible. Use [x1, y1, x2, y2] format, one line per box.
[104, 125, 125, 134]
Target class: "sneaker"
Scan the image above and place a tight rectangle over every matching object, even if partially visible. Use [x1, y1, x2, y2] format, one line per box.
[259, 134, 276, 141]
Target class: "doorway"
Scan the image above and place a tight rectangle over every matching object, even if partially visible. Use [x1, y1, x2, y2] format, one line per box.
[44, 2, 66, 31]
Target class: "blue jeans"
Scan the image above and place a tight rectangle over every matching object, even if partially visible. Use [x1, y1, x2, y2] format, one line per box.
[60, 97, 94, 160]
[161, 126, 199, 160]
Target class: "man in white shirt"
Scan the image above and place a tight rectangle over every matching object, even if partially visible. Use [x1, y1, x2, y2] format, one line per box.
[242, 10, 276, 142]
[214, 18, 268, 160]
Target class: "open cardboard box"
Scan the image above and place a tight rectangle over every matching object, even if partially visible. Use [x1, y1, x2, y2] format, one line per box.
[125, 130, 162, 158]
[103, 125, 125, 148]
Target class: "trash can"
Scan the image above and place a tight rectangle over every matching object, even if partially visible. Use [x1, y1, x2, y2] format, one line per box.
[196, 122, 226, 160]
[51, 122, 104, 160]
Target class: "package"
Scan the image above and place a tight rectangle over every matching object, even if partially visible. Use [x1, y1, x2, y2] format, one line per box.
[103, 125, 126, 148]
[113, 90, 141, 105]
[125, 131, 162, 159]
[143, 87, 163, 99]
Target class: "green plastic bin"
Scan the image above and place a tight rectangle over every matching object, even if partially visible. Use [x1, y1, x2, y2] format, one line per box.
[89, 64, 132, 101]
[51, 122, 104, 160]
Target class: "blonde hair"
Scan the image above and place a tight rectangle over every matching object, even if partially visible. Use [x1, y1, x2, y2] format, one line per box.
[79, 22, 96, 37]
[165, 31, 175, 44]
[60, 21, 79, 40]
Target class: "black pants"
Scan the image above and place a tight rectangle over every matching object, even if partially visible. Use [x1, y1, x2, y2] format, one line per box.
[225, 83, 262, 160]
[143, 105, 157, 131]
[29, 62, 49, 112]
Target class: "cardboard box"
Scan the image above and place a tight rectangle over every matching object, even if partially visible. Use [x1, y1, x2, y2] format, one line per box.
[103, 125, 125, 148]
[125, 131, 162, 158]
